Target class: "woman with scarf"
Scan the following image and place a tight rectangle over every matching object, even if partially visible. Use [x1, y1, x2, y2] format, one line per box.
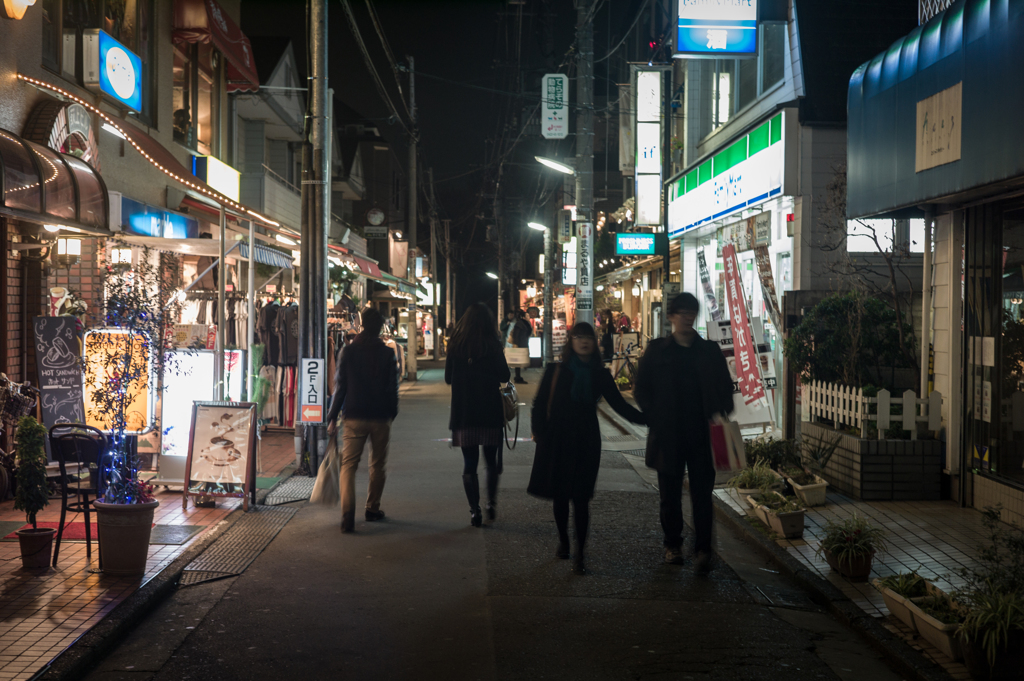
[528, 322, 645, 575]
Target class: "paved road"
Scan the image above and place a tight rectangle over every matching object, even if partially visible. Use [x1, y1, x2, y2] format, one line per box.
[85, 368, 905, 681]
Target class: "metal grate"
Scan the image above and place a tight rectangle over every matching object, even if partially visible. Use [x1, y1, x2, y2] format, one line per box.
[601, 434, 638, 442]
[263, 477, 316, 506]
[919, 0, 954, 25]
[180, 506, 296, 587]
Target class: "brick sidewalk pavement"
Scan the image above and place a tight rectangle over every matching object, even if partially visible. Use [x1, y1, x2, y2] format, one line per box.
[0, 431, 296, 681]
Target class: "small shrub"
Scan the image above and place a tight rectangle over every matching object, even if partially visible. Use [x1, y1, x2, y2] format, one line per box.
[815, 513, 887, 564]
[877, 572, 927, 598]
[729, 459, 778, 490]
[744, 437, 800, 470]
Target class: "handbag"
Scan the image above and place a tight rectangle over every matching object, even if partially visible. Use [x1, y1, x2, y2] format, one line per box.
[310, 429, 342, 507]
[710, 417, 745, 474]
[500, 380, 519, 449]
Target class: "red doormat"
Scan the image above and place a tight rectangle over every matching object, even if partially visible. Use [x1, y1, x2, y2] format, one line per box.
[4, 522, 98, 541]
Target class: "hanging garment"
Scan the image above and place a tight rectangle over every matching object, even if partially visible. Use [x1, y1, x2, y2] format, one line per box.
[276, 304, 300, 366]
[259, 365, 278, 422]
[259, 302, 281, 366]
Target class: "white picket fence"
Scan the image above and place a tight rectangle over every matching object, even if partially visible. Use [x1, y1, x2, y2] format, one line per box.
[803, 380, 942, 440]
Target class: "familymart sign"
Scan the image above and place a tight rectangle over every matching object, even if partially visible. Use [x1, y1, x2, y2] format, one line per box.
[667, 111, 792, 238]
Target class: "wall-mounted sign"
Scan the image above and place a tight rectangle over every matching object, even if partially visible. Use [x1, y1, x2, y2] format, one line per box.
[192, 155, 241, 202]
[616, 233, 657, 255]
[753, 211, 772, 245]
[675, 0, 759, 59]
[300, 358, 324, 423]
[23, 101, 100, 170]
[364, 225, 388, 239]
[915, 82, 962, 173]
[83, 30, 143, 112]
[121, 196, 200, 238]
[633, 66, 667, 227]
[541, 73, 569, 140]
[558, 208, 573, 244]
[576, 222, 594, 311]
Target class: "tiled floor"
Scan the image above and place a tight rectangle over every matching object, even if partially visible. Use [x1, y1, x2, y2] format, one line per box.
[0, 431, 296, 681]
[715, 487, 985, 679]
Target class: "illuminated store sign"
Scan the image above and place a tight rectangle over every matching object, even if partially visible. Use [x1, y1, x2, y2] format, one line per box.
[83, 30, 143, 112]
[668, 112, 788, 238]
[616, 233, 657, 256]
[675, 0, 758, 59]
[192, 155, 241, 202]
[121, 196, 200, 239]
[633, 66, 667, 227]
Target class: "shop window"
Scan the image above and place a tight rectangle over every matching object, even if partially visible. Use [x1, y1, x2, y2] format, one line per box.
[737, 58, 757, 112]
[761, 23, 786, 92]
[173, 43, 223, 156]
[713, 60, 734, 129]
[44, 0, 155, 124]
[848, 219, 924, 254]
[173, 46, 192, 146]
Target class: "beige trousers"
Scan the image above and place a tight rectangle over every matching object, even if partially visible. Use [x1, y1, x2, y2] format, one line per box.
[339, 418, 391, 516]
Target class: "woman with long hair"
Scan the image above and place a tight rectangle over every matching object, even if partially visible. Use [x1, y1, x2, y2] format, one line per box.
[445, 303, 511, 526]
[528, 322, 645, 574]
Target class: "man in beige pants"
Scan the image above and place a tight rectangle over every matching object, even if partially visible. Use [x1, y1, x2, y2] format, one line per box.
[326, 308, 399, 533]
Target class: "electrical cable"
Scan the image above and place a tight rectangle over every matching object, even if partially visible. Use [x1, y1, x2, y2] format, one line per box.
[595, 0, 650, 63]
[366, 0, 413, 123]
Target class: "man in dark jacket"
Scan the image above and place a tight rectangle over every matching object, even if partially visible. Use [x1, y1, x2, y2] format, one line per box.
[501, 309, 532, 384]
[634, 292, 734, 571]
[326, 308, 399, 533]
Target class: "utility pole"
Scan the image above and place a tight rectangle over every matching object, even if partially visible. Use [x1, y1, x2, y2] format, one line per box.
[444, 218, 452, 348]
[406, 55, 418, 381]
[575, 0, 595, 326]
[429, 168, 440, 361]
[543, 221, 554, 365]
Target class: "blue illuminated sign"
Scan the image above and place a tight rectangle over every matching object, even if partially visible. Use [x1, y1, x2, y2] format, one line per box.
[121, 197, 200, 239]
[616, 233, 657, 256]
[99, 31, 142, 112]
[675, 0, 758, 58]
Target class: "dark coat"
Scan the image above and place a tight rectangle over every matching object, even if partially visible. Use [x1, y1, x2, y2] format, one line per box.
[528, 359, 645, 500]
[445, 347, 511, 430]
[326, 334, 399, 422]
[501, 318, 531, 348]
[634, 335, 734, 475]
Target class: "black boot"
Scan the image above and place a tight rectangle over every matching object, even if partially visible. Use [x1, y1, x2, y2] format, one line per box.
[555, 533, 570, 559]
[572, 540, 586, 575]
[485, 468, 499, 523]
[462, 474, 482, 527]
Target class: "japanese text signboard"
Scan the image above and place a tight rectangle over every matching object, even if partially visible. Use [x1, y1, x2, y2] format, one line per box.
[541, 74, 569, 140]
[753, 245, 782, 332]
[722, 244, 767, 408]
[300, 358, 325, 423]
[576, 222, 594, 311]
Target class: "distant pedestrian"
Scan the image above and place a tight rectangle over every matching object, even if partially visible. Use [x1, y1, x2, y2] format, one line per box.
[529, 322, 645, 575]
[326, 307, 399, 533]
[445, 303, 511, 527]
[634, 292, 734, 571]
[502, 308, 532, 384]
[599, 309, 615, 362]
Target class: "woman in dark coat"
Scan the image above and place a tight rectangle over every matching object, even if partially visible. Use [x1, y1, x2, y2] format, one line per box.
[445, 303, 511, 526]
[529, 322, 645, 574]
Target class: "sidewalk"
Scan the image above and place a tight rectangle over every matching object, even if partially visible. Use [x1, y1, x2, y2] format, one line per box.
[600, 394, 984, 681]
[0, 430, 296, 681]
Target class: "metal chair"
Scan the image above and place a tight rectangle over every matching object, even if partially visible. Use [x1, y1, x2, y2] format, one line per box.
[48, 424, 107, 568]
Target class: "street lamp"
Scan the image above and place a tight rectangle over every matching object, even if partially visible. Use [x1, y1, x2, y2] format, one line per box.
[485, 272, 498, 279]
[528, 222, 547, 232]
[534, 156, 575, 175]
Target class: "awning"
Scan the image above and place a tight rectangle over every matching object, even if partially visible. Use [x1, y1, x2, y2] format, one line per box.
[173, 0, 260, 93]
[238, 242, 293, 269]
[118, 236, 294, 269]
[350, 255, 381, 279]
[0, 126, 109, 233]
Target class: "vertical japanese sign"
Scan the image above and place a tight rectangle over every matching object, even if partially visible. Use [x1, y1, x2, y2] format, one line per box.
[300, 358, 324, 423]
[541, 74, 569, 140]
[722, 244, 767, 408]
[558, 208, 573, 245]
[576, 222, 594, 311]
[696, 251, 722, 321]
[753, 245, 782, 331]
[633, 66, 665, 227]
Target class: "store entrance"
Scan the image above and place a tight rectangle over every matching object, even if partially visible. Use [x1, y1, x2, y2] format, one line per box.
[962, 203, 1024, 488]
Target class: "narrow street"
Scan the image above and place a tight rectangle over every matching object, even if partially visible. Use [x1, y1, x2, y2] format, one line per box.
[84, 368, 904, 681]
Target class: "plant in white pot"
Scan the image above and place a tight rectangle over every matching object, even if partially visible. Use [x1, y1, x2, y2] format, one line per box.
[873, 572, 927, 632]
[786, 433, 841, 507]
[87, 242, 186, 576]
[729, 459, 782, 500]
[749, 490, 805, 539]
[14, 416, 55, 569]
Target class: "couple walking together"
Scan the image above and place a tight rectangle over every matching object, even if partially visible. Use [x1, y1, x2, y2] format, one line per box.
[446, 293, 734, 576]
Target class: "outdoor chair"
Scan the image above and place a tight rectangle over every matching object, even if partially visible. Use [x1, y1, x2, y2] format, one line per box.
[48, 424, 107, 569]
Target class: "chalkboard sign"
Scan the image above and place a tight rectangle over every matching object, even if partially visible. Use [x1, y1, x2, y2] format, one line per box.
[33, 316, 85, 431]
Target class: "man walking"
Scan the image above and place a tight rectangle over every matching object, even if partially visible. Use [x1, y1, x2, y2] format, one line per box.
[326, 307, 399, 533]
[634, 292, 734, 571]
[502, 309, 532, 384]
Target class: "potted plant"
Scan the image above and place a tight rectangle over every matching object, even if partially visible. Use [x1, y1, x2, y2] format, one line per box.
[750, 490, 805, 539]
[87, 242, 187, 576]
[908, 593, 965, 661]
[729, 459, 782, 499]
[873, 572, 927, 632]
[783, 466, 829, 507]
[951, 507, 1024, 679]
[815, 513, 887, 581]
[13, 416, 55, 569]
[614, 376, 631, 391]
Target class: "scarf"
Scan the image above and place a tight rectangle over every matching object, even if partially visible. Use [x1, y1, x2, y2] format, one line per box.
[568, 354, 594, 403]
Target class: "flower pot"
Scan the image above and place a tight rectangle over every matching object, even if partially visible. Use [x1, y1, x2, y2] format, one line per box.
[16, 527, 56, 569]
[909, 598, 963, 661]
[765, 507, 805, 539]
[787, 474, 828, 507]
[94, 500, 159, 576]
[823, 549, 875, 581]
[962, 631, 1024, 681]
[872, 580, 918, 632]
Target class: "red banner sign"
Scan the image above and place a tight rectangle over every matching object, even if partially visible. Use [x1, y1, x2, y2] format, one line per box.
[722, 244, 766, 408]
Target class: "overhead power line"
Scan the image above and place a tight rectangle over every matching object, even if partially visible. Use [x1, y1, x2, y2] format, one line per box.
[366, 0, 413, 123]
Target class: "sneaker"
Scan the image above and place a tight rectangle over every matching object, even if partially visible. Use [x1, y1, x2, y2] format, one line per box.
[664, 547, 685, 565]
[694, 550, 713, 574]
[365, 509, 386, 522]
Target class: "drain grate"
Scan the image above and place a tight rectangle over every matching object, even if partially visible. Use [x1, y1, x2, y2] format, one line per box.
[180, 506, 296, 587]
[617, 449, 646, 458]
[601, 434, 638, 442]
[263, 477, 316, 506]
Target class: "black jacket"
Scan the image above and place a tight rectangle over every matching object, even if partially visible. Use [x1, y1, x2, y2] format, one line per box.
[528, 360, 645, 500]
[634, 335, 734, 474]
[501, 318, 531, 348]
[445, 347, 511, 430]
[326, 334, 399, 422]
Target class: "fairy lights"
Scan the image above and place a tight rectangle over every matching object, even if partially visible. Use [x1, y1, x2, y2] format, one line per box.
[16, 74, 281, 228]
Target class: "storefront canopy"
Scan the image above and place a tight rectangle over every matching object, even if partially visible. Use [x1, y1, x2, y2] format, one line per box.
[119, 235, 293, 269]
[0, 127, 108, 232]
[173, 0, 260, 93]
[847, 0, 1024, 218]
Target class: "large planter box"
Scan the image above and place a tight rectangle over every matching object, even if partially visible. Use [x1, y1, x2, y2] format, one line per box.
[802, 423, 943, 501]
